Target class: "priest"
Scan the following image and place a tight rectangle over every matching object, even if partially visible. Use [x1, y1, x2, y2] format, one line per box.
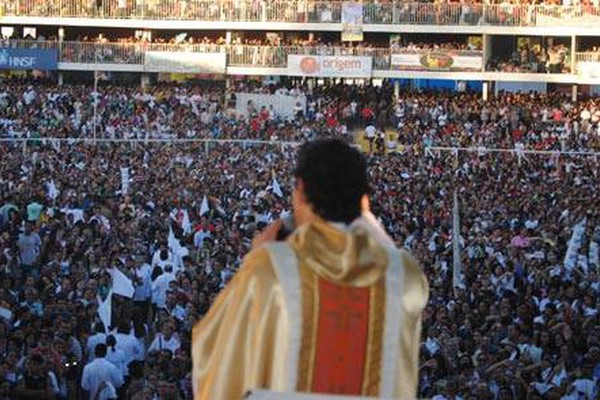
[192, 138, 429, 399]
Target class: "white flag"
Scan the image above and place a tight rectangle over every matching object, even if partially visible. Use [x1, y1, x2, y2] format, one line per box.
[120, 167, 130, 196]
[46, 179, 59, 200]
[452, 190, 466, 293]
[271, 176, 283, 198]
[97, 290, 112, 332]
[108, 267, 135, 298]
[564, 218, 587, 272]
[181, 209, 192, 235]
[200, 195, 210, 216]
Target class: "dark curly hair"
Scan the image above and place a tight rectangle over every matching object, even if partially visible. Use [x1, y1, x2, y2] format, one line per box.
[294, 138, 368, 224]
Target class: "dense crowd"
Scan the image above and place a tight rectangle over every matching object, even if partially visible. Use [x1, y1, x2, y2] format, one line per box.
[2, 0, 600, 26]
[487, 44, 571, 74]
[0, 125, 598, 398]
[1, 80, 599, 152]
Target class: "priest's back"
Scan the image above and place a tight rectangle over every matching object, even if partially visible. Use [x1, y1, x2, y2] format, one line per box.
[191, 218, 429, 399]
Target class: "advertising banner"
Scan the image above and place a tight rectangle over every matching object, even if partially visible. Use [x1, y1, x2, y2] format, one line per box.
[390, 51, 483, 71]
[578, 62, 600, 80]
[0, 48, 58, 70]
[287, 55, 372, 78]
[341, 2, 363, 42]
[145, 52, 226, 74]
[235, 93, 307, 121]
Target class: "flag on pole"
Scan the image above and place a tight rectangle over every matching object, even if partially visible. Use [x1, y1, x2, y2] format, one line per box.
[452, 190, 466, 294]
[181, 209, 191, 235]
[199, 195, 210, 216]
[108, 267, 135, 298]
[271, 174, 283, 198]
[98, 290, 112, 332]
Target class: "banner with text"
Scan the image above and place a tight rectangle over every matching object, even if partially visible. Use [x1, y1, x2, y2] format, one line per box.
[341, 2, 363, 42]
[578, 62, 600, 80]
[0, 48, 57, 70]
[287, 55, 372, 78]
[391, 51, 483, 71]
[145, 52, 226, 74]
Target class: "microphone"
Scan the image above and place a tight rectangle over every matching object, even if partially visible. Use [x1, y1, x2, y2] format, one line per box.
[276, 215, 295, 241]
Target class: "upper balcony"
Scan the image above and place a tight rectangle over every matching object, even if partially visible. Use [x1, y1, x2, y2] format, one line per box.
[3, 39, 599, 84]
[1, 1, 600, 36]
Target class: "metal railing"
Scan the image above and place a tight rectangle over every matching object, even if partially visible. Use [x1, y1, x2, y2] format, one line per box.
[4, 40, 597, 76]
[1, 1, 599, 27]
[575, 52, 600, 63]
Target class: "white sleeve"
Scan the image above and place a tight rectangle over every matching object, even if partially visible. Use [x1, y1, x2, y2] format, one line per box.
[147, 336, 159, 353]
[112, 365, 124, 388]
[81, 366, 90, 391]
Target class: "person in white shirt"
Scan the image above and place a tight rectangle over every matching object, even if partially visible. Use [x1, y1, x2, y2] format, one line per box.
[85, 324, 107, 362]
[151, 265, 176, 310]
[105, 335, 128, 378]
[147, 322, 181, 355]
[115, 323, 145, 365]
[132, 258, 152, 325]
[81, 344, 124, 400]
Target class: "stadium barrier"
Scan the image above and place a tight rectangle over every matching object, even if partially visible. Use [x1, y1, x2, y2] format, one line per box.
[0, 138, 598, 159]
[1, 1, 600, 28]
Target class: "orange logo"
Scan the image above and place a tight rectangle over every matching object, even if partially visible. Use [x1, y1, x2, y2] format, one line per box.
[300, 57, 318, 74]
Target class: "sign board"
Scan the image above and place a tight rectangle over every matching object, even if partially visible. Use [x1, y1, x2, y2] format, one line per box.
[287, 55, 372, 78]
[0, 48, 58, 70]
[341, 2, 363, 42]
[578, 62, 600, 80]
[235, 93, 307, 121]
[144, 52, 226, 74]
[391, 52, 483, 71]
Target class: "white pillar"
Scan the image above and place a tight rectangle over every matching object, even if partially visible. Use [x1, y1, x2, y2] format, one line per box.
[141, 74, 150, 89]
[572, 85, 577, 102]
[571, 35, 577, 74]
[482, 82, 489, 101]
[394, 80, 400, 99]
[226, 31, 232, 45]
[482, 34, 492, 72]
[58, 72, 64, 86]
[58, 27, 65, 41]
[307, 78, 315, 94]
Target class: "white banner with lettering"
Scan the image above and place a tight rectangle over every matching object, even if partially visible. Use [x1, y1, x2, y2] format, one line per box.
[391, 52, 483, 71]
[287, 55, 372, 78]
[144, 52, 226, 74]
[235, 93, 307, 121]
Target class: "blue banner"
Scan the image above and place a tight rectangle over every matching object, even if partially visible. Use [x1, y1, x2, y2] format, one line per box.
[0, 48, 58, 70]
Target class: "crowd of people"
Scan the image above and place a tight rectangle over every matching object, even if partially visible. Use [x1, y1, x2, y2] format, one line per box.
[487, 44, 571, 74]
[2, 0, 599, 26]
[0, 113, 599, 398]
[1, 79, 599, 152]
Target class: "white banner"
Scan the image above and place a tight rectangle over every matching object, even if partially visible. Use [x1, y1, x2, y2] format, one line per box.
[391, 52, 483, 71]
[235, 93, 307, 121]
[145, 52, 226, 74]
[287, 55, 372, 78]
[578, 62, 600, 80]
[341, 2, 363, 42]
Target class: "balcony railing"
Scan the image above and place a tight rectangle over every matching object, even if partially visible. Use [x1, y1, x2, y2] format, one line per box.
[1, 1, 599, 28]
[4, 40, 599, 77]
[575, 52, 600, 63]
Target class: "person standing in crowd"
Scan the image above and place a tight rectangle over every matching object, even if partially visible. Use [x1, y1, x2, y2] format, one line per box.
[17, 222, 41, 279]
[192, 139, 429, 399]
[81, 344, 124, 400]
